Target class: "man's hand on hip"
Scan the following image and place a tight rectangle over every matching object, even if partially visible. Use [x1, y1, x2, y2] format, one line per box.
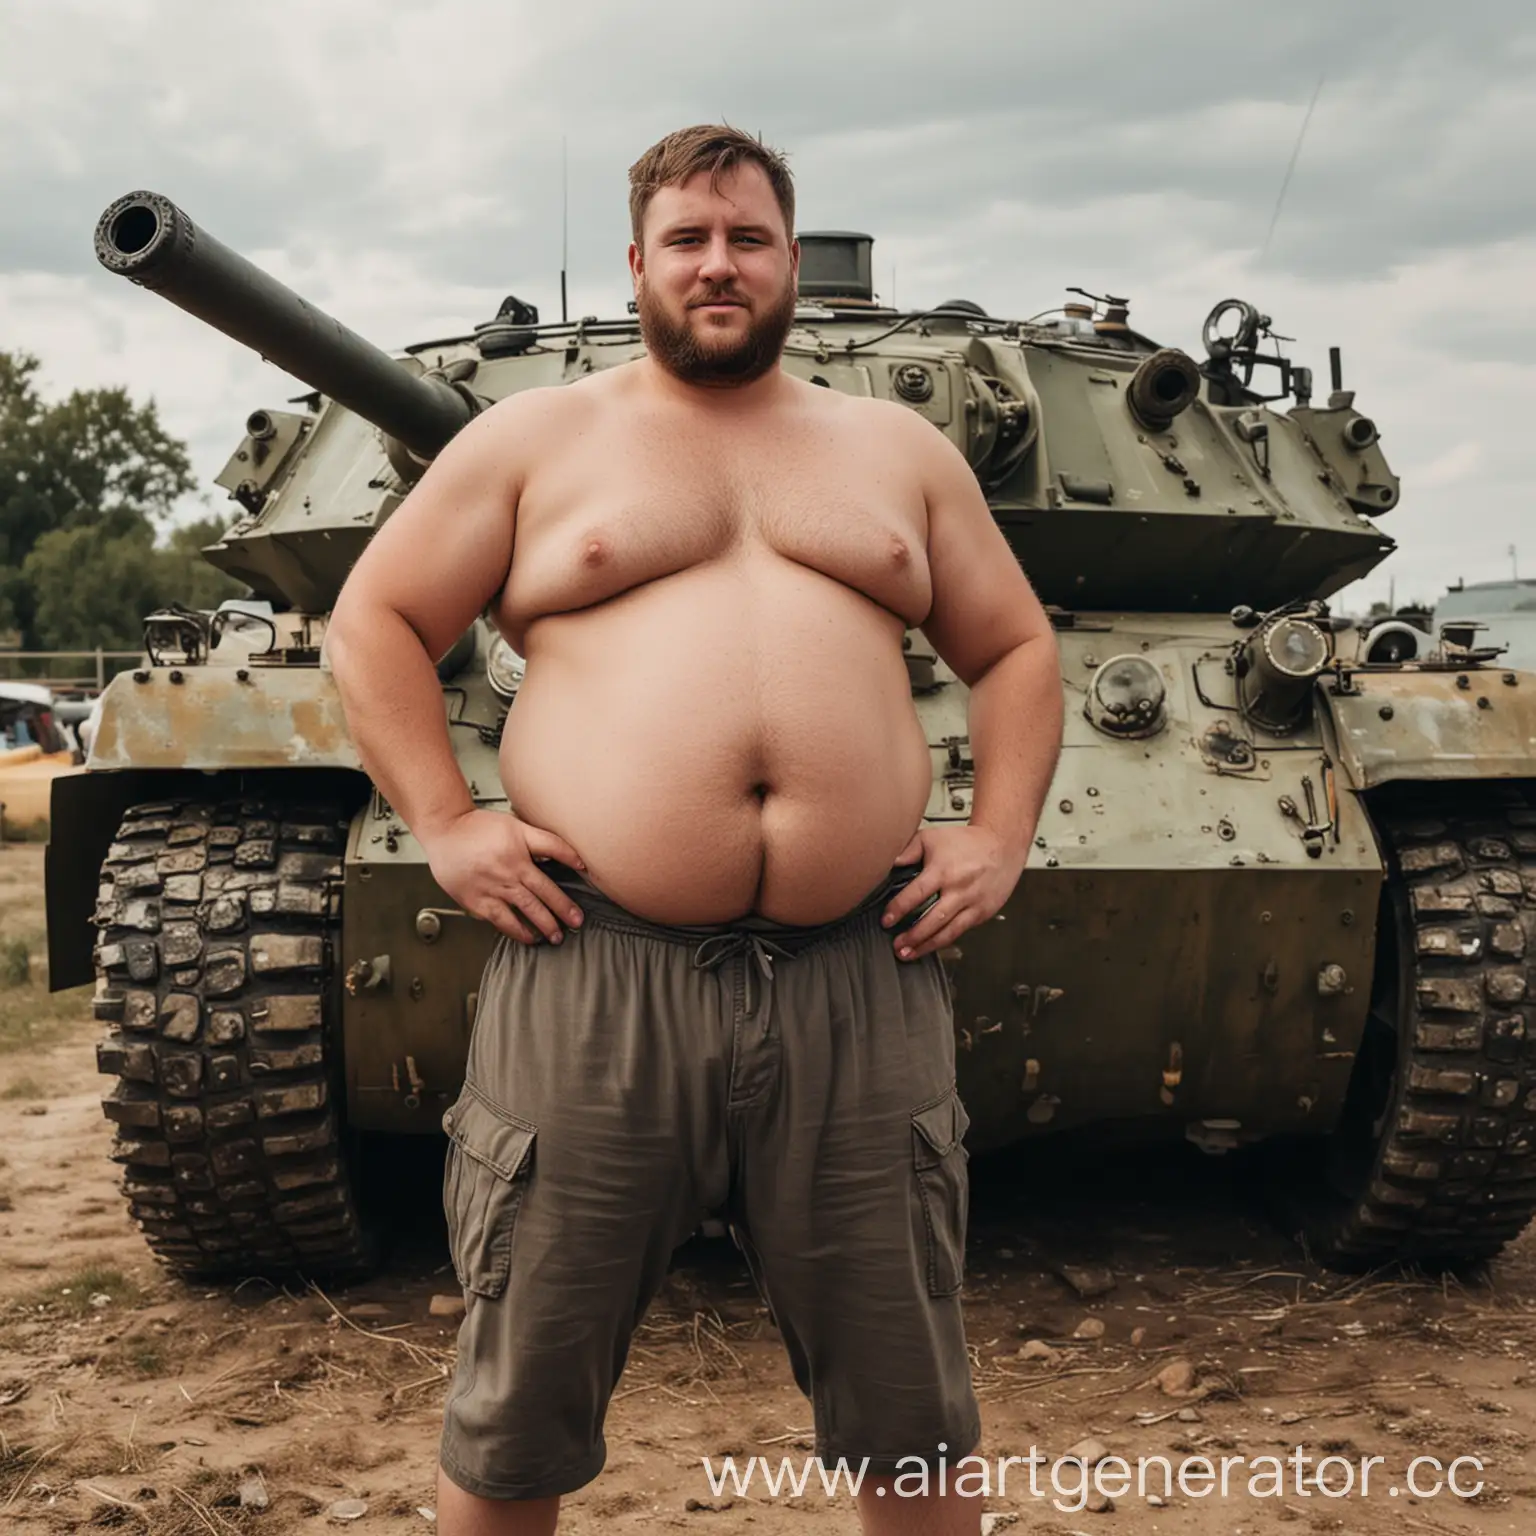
[419, 808, 586, 946]
[881, 823, 1026, 961]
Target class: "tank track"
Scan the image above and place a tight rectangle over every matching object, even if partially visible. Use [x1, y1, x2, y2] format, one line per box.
[1301, 785, 1536, 1268]
[91, 796, 374, 1278]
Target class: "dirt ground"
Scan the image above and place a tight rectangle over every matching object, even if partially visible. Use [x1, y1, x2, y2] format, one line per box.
[3, 838, 1534, 1534]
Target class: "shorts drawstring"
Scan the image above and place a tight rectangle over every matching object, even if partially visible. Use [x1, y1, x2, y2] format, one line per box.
[691, 931, 796, 1019]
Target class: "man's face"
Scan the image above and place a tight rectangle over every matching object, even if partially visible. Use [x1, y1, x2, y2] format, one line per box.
[629, 163, 799, 386]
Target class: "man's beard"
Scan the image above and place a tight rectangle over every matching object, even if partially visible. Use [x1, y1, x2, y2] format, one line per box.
[637, 277, 797, 386]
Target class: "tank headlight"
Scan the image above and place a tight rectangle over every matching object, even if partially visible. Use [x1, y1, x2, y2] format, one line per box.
[1237, 615, 1331, 732]
[486, 636, 526, 699]
[1085, 654, 1167, 738]
[1262, 617, 1330, 678]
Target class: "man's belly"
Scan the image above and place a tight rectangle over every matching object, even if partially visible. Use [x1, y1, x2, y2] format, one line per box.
[497, 562, 933, 925]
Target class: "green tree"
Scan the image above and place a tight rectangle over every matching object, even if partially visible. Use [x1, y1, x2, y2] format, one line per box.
[0, 349, 197, 647]
[162, 516, 246, 613]
[23, 516, 242, 651]
[22, 523, 164, 651]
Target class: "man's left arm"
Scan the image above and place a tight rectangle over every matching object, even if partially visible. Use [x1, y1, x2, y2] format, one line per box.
[881, 418, 1063, 959]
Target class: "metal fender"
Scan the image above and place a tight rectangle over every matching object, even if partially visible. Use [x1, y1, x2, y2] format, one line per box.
[88, 667, 361, 772]
[1319, 669, 1536, 790]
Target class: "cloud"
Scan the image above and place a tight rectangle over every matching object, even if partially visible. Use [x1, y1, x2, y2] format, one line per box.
[1408, 442, 1484, 490]
[1, 0, 1532, 608]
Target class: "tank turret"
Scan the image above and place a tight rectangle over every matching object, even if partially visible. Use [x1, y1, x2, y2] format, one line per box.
[94, 192, 476, 463]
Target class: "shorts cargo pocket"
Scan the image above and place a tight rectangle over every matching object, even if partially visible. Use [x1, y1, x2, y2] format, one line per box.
[911, 1088, 971, 1297]
[441, 1086, 536, 1300]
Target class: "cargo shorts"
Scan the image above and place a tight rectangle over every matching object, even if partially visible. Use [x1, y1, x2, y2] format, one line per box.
[437, 864, 980, 1501]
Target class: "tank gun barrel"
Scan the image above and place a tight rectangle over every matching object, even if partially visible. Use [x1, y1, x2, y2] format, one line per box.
[94, 191, 474, 461]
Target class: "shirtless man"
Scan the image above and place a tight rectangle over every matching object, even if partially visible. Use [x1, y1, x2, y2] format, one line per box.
[327, 125, 1062, 1536]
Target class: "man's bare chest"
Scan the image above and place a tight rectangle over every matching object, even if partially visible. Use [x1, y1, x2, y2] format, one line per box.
[499, 430, 931, 636]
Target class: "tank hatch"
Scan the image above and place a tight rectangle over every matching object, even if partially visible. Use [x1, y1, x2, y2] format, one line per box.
[796, 231, 874, 303]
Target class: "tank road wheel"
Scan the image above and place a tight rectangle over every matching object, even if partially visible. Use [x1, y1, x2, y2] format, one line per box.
[91, 797, 377, 1279]
[1279, 786, 1536, 1270]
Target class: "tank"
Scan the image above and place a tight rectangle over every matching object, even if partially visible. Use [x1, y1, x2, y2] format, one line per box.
[46, 199, 1536, 1279]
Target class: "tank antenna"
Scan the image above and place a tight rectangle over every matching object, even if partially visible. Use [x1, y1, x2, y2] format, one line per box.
[1260, 73, 1325, 263]
[560, 135, 569, 324]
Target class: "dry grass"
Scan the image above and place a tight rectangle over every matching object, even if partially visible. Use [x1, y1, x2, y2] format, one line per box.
[0, 936, 29, 987]
[0, 817, 49, 844]
[2, 1434, 290, 1533]
[611, 1296, 759, 1411]
[121, 1337, 171, 1379]
[0, 850, 97, 1055]
[0, 937, 91, 1056]
[163, 1471, 290, 1534]
[11, 1264, 146, 1320]
[175, 1347, 334, 1429]
[89, 1285, 461, 1439]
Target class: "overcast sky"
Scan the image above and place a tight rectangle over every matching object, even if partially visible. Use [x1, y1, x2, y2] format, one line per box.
[3, 0, 1532, 612]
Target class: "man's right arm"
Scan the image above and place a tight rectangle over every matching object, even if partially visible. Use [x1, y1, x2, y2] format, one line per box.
[326, 392, 584, 944]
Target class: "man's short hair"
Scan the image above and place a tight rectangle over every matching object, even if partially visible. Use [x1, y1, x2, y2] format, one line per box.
[628, 125, 794, 247]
